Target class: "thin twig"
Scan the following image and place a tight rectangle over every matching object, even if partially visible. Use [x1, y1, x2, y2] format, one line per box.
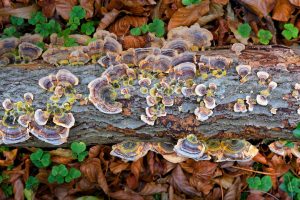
[229, 166, 279, 176]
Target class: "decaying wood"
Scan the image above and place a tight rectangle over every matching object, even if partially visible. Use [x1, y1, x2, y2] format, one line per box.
[0, 45, 299, 147]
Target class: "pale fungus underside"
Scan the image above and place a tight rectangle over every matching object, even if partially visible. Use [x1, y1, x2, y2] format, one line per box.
[0, 24, 299, 148]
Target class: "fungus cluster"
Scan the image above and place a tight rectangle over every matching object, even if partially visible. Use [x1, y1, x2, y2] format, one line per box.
[256, 71, 277, 106]
[269, 141, 300, 158]
[110, 134, 258, 162]
[0, 69, 81, 145]
[0, 36, 43, 67]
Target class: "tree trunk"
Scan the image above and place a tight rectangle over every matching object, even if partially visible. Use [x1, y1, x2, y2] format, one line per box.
[1, 45, 299, 147]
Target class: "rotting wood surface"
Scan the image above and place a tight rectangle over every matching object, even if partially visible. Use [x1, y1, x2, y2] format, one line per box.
[0, 45, 299, 147]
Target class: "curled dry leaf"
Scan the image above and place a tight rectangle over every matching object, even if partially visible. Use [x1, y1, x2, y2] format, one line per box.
[109, 160, 130, 174]
[239, 0, 276, 18]
[13, 178, 24, 200]
[80, 158, 109, 194]
[252, 152, 268, 165]
[38, 0, 78, 20]
[189, 176, 214, 195]
[224, 177, 241, 200]
[0, 5, 39, 19]
[122, 35, 147, 49]
[192, 161, 218, 180]
[170, 165, 202, 197]
[109, 190, 144, 200]
[120, 0, 156, 6]
[272, 0, 294, 22]
[139, 182, 168, 195]
[125, 5, 152, 16]
[212, 0, 229, 5]
[109, 15, 148, 36]
[0, 149, 18, 167]
[88, 145, 101, 158]
[80, 0, 95, 19]
[168, 0, 210, 31]
[289, 0, 300, 6]
[97, 9, 120, 30]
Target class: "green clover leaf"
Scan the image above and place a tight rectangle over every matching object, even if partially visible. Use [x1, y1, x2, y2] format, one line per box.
[30, 149, 51, 168]
[130, 27, 142, 36]
[70, 6, 86, 20]
[182, 0, 201, 6]
[10, 16, 24, 26]
[140, 24, 149, 34]
[71, 142, 88, 162]
[65, 168, 81, 183]
[3, 26, 17, 37]
[237, 23, 252, 38]
[81, 21, 95, 35]
[25, 176, 39, 190]
[148, 18, 165, 37]
[293, 123, 300, 138]
[282, 23, 299, 40]
[257, 29, 272, 45]
[247, 176, 272, 192]
[29, 11, 47, 25]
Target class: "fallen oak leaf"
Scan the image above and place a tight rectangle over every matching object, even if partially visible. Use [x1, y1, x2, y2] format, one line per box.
[138, 182, 168, 195]
[109, 15, 148, 36]
[109, 190, 144, 200]
[38, 0, 78, 20]
[12, 178, 24, 200]
[0, 149, 18, 167]
[97, 9, 120, 30]
[170, 164, 202, 197]
[224, 177, 241, 200]
[88, 145, 101, 158]
[80, 0, 95, 19]
[238, 0, 276, 18]
[121, 35, 148, 49]
[109, 160, 130, 174]
[289, 0, 300, 6]
[167, 0, 209, 31]
[272, 0, 294, 22]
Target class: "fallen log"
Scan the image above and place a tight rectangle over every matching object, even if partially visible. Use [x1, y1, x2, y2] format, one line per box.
[0, 45, 299, 147]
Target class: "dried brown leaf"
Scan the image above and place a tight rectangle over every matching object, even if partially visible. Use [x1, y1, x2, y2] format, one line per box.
[120, 0, 156, 6]
[192, 161, 218, 180]
[88, 145, 101, 158]
[80, 0, 95, 19]
[13, 178, 24, 200]
[49, 148, 73, 158]
[189, 176, 213, 195]
[39, 0, 78, 20]
[252, 153, 268, 165]
[0, 5, 38, 19]
[212, 0, 228, 4]
[289, 0, 300, 6]
[0, 149, 18, 167]
[109, 190, 144, 200]
[170, 165, 202, 197]
[122, 35, 148, 49]
[239, 0, 276, 18]
[139, 182, 168, 195]
[80, 158, 109, 194]
[109, 161, 130, 174]
[224, 177, 241, 200]
[109, 15, 148, 36]
[246, 192, 264, 200]
[272, 0, 294, 21]
[268, 155, 290, 176]
[167, 0, 210, 31]
[97, 9, 120, 30]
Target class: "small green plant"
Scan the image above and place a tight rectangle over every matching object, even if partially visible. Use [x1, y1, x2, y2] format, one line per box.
[2, 16, 25, 38]
[182, 0, 201, 6]
[282, 23, 299, 40]
[130, 18, 165, 38]
[25, 176, 40, 190]
[246, 175, 272, 192]
[30, 149, 51, 168]
[0, 173, 12, 197]
[257, 29, 273, 45]
[293, 123, 300, 138]
[285, 141, 295, 148]
[48, 164, 81, 184]
[10, 16, 24, 26]
[237, 23, 252, 38]
[71, 141, 88, 162]
[279, 171, 300, 199]
[81, 21, 96, 35]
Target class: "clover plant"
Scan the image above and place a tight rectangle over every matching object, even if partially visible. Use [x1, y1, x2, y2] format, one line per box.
[257, 29, 272, 45]
[71, 141, 88, 162]
[30, 149, 51, 168]
[48, 164, 81, 184]
[237, 23, 252, 38]
[130, 18, 165, 38]
[279, 171, 300, 199]
[282, 23, 299, 40]
[182, 0, 201, 6]
[246, 175, 272, 192]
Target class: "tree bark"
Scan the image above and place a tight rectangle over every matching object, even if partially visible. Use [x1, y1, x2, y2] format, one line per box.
[1, 45, 300, 147]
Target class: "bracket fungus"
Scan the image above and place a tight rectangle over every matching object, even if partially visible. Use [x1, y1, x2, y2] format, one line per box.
[18, 42, 43, 62]
[236, 65, 251, 83]
[173, 62, 197, 80]
[88, 77, 122, 114]
[110, 141, 151, 162]
[218, 140, 258, 162]
[68, 49, 90, 66]
[257, 71, 270, 85]
[194, 103, 213, 122]
[174, 134, 210, 161]
[234, 99, 247, 113]
[151, 142, 187, 163]
[231, 43, 245, 56]
[0, 120, 30, 144]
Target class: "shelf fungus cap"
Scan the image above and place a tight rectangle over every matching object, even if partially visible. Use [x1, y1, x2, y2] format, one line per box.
[151, 142, 187, 163]
[93, 29, 117, 40]
[268, 81, 277, 91]
[110, 141, 151, 162]
[39, 74, 57, 91]
[171, 52, 196, 66]
[103, 36, 122, 54]
[162, 96, 174, 107]
[56, 69, 79, 86]
[68, 49, 90, 65]
[162, 38, 192, 54]
[174, 134, 210, 161]
[53, 112, 75, 129]
[195, 84, 207, 96]
[34, 109, 50, 126]
[102, 63, 129, 82]
[194, 106, 213, 121]
[138, 78, 151, 87]
[219, 140, 258, 162]
[145, 107, 157, 118]
[257, 71, 269, 84]
[140, 55, 172, 73]
[234, 99, 247, 113]
[29, 121, 69, 145]
[88, 77, 122, 114]
[246, 96, 255, 112]
[186, 23, 213, 47]
[256, 95, 268, 106]
[18, 42, 43, 61]
[268, 141, 287, 156]
[174, 62, 196, 80]
[24, 92, 34, 104]
[236, 65, 251, 78]
[231, 43, 245, 55]
[141, 114, 156, 126]
[0, 37, 20, 55]
[200, 55, 232, 70]
[146, 96, 157, 107]
[204, 96, 216, 109]
[0, 120, 30, 144]
[18, 114, 32, 127]
[2, 98, 13, 111]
